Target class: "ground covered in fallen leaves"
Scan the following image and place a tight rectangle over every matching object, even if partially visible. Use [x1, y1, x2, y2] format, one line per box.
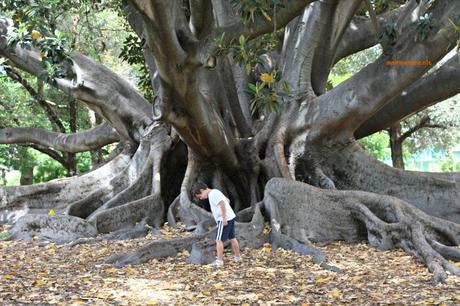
[1, 224, 460, 305]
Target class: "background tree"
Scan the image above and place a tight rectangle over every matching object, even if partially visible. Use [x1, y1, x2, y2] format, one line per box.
[1, 0, 460, 283]
[0, 0, 131, 183]
[388, 98, 459, 169]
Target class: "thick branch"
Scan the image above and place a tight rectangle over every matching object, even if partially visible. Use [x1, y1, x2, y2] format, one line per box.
[229, 0, 317, 41]
[355, 55, 460, 138]
[334, 4, 411, 63]
[280, 2, 323, 98]
[0, 122, 119, 153]
[308, 0, 460, 139]
[189, 0, 213, 39]
[311, 0, 362, 95]
[1, 16, 154, 142]
[365, 0, 379, 36]
[127, 0, 190, 80]
[125, 3, 245, 185]
[196, 0, 317, 67]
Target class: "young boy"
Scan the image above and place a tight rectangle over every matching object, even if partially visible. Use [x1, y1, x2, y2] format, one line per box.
[192, 182, 241, 266]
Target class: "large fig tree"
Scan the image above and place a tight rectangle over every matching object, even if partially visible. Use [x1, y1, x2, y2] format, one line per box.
[1, 0, 459, 283]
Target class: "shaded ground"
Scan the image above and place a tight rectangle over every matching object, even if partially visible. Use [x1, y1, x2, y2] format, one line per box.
[1, 224, 459, 305]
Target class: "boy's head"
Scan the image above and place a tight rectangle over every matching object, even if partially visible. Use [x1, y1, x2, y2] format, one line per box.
[191, 181, 209, 200]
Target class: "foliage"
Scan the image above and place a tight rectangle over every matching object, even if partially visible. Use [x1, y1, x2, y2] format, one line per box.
[230, 0, 284, 24]
[372, 0, 402, 14]
[119, 34, 154, 101]
[0, 145, 33, 173]
[358, 132, 391, 161]
[331, 46, 381, 76]
[441, 155, 460, 172]
[33, 151, 67, 183]
[415, 13, 434, 42]
[327, 73, 352, 89]
[0, 1, 139, 184]
[216, 32, 281, 72]
[1, 0, 74, 81]
[215, 32, 289, 115]
[246, 69, 289, 115]
[379, 21, 398, 44]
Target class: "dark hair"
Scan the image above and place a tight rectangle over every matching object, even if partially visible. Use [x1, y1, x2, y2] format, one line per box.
[191, 181, 208, 195]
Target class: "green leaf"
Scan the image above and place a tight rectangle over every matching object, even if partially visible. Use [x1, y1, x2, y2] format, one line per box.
[245, 63, 251, 75]
[247, 83, 257, 93]
[282, 81, 290, 93]
[239, 35, 245, 47]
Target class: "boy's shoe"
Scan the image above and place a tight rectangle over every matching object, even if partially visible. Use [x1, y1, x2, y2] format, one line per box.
[210, 259, 224, 267]
[232, 256, 241, 262]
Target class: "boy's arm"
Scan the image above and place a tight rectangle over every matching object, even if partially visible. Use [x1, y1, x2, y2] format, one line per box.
[219, 200, 227, 225]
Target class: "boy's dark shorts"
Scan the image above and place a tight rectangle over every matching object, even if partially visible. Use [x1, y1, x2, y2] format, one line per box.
[216, 219, 235, 241]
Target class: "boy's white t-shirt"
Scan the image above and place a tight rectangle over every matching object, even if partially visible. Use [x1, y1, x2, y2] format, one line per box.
[208, 189, 236, 222]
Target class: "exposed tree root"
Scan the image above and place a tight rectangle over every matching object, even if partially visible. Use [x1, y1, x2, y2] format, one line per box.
[106, 204, 267, 267]
[2, 124, 173, 240]
[317, 141, 460, 224]
[167, 195, 180, 227]
[89, 193, 164, 233]
[10, 214, 97, 243]
[0, 150, 132, 219]
[67, 139, 154, 218]
[264, 178, 460, 283]
[67, 218, 157, 247]
[87, 127, 171, 220]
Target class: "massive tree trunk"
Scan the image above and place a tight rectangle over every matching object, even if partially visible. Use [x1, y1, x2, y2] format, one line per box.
[1, 0, 459, 283]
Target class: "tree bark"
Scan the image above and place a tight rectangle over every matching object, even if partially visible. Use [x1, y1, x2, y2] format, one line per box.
[389, 123, 404, 169]
[20, 165, 34, 186]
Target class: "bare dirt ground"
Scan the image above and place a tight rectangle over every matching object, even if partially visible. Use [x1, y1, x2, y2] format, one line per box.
[1, 224, 459, 305]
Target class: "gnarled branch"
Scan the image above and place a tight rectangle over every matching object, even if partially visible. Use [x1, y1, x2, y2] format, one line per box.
[1, 16, 154, 142]
[0, 122, 119, 153]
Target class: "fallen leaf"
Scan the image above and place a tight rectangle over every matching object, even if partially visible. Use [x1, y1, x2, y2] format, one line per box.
[328, 289, 341, 298]
[104, 268, 117, 274]
[214, 283, 224, 290]
[315, 277, 328, 284]
[33, 279, 46, 286]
